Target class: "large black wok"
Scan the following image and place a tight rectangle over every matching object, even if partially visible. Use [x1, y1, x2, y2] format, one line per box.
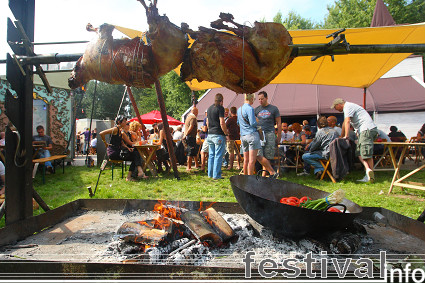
[230, 175, 363, 238]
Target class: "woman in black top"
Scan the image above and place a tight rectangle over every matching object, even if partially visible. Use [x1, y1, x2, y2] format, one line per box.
[99, 115, 147, 181]
[153, 123, 175, 173]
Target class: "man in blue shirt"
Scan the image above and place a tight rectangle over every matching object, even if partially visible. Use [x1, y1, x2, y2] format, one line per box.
[32, 125, 54, 173]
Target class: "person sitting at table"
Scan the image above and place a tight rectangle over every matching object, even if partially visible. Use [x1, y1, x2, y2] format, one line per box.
[373, 128, 392, 155]
[32, 125, 54, 174]
[417, 123, 425, 158]
[154, 122, 176, 174]
[149, 127, 159, 141]
[304, 125, 315, 145]
[278, 122, 294, 157]
[173, 126, 183, 140]
[327, 116, 342, 136]
[298, 116, 338, 178]
[100, 116, 147, 181]
[285, 123, 306, 167]
[388, 126, 406, 142]
[129, 121, 145, 143]
[122, 121, 148, 179]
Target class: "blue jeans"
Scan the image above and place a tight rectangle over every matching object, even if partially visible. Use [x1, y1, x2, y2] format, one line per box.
[302, 153, 324, 174]
[38, 149, 52, 168]
[207, 134, 226, 179]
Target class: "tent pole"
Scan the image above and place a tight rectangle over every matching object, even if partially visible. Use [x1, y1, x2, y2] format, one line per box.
[154, 80, 180, 180]
[363, 87, 367, 109]
[126, 86, 148, 140]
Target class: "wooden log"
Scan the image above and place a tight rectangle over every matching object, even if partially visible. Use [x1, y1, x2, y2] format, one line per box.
[117, 219, 173, 245]
[154, 80, 180, 180]
[126, 86, 149, 140]
[181, 210, 222, 246]
[201, 207, 236, 242]
[154, 202, 188, 220]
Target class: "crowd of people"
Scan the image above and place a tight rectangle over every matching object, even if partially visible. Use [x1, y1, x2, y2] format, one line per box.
[67, 93, 425, 184]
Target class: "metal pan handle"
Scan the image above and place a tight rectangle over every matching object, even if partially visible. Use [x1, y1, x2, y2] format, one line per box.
[256, 170, 269, 180]
[326, 203, 347, 213]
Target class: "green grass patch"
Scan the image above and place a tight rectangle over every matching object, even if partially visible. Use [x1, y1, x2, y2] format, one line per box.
[1, 164, 424, 228]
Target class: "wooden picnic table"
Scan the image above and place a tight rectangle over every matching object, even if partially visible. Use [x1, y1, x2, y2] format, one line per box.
[279, 141, 305, 173]
[374, 141, 425, 194]
[0, 144, 46, 164]
[134, 144, 160, 177]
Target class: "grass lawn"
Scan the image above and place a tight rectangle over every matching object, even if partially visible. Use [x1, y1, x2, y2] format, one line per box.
[1, 162, 425, 227]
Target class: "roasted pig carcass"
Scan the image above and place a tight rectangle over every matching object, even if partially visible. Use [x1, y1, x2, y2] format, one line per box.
[180, 13, 293, 94]
[68, 0, 188, 89]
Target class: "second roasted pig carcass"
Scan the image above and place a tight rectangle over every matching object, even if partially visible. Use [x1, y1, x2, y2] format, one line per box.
[180, 13, 293, 94]
[68, 0, 188, 89]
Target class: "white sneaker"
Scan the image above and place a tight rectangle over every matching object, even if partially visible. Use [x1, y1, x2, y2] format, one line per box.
[357, 175, 370, 183]
[297, 171, 310, 176]
[366, 169, 375, 183]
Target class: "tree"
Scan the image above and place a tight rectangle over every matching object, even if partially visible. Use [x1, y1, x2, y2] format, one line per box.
[77, 82, 129, 120]
[323, 0, 425, 29]
[273, 10, 318, 30]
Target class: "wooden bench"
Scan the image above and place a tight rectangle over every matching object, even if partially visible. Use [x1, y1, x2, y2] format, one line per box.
[32, 155, 67, 184]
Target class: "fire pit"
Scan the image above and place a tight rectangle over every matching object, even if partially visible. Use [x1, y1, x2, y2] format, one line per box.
[0, 199, 424, 280]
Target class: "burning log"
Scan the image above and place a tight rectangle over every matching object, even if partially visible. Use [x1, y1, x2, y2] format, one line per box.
[202, 207, 236, 243]
[154, 202, 188, 220]
[181, 211, 222, 246]
[117, 218, 173, 245]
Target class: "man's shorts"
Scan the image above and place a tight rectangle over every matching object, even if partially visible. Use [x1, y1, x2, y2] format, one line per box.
[226, 140, 236, 154]
[258, 131, 276, 160]
[356, 128, 378, 159]
[186, 136, 198, 157]
[201, 137, 209, 153]
[241, 132, 262, 154]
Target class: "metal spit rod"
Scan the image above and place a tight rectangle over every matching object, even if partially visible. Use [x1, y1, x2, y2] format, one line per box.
[4, 43, 425, 66]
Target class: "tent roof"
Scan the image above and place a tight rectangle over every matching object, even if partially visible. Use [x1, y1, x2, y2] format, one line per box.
[129, 110, 183, 125]
[193, 76, 425, 120]
[171, 23, 425, 91]
[371, 0, 396, 27]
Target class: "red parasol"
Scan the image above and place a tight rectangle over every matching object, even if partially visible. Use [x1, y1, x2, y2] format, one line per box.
[128, 110, 184, 125]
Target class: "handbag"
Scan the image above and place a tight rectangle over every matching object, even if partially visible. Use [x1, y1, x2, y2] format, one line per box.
[120, 148, 132, 160]
[242, 113, 264, 140]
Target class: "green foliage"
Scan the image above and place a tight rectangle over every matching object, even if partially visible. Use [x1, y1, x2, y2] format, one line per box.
[273, 10, 318, 30]
[77, 82, 129, 120]
[323, 0, 425, 29]
[76, 71, 205, 121]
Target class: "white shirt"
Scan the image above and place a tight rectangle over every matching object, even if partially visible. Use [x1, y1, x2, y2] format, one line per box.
[343, 102, 376, 132]
[90, 138, 97, 147]
[280, 131, 294, 142]
[173, 130, 183, 140]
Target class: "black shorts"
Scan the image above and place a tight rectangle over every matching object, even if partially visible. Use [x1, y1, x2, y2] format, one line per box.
[186, 136, 198, 157]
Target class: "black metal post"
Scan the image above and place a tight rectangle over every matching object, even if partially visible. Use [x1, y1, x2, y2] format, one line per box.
[5, 0, 35, 224]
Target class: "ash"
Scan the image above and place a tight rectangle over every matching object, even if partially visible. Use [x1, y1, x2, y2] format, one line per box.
[104, 212, 336, 268]
[3, 209, 424, 269]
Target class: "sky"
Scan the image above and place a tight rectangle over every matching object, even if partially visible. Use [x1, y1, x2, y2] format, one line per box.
[0, 0, 334, 75]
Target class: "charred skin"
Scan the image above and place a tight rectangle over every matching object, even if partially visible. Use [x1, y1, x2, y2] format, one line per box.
[68, 24, 158, 89]
[181, 14, 293, 94]
[68, 0, 188, 89]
